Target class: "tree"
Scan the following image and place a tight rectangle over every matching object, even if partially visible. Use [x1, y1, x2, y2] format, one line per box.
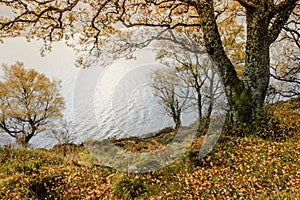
[151, 68, 192, 129]
[155, 38, 224, 121]
[267, 17, 300, 101]
[0, 0, 298, 127]
[152, 61, 224, 132]
[0, 62, 65, 147]
[49, 120, 77, 145]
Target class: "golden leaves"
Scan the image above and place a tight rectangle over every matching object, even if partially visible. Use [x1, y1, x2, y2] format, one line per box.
[0, 62, 65, 145]
[1, 128, 300, 199]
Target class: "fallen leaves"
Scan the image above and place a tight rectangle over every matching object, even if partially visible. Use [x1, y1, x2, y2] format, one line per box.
[1, 125, 300, 199]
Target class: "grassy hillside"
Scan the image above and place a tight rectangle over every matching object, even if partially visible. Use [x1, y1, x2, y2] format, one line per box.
[0, 98, 299, 199]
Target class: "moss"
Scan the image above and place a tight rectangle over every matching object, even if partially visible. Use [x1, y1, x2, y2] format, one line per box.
[1, 99, 299, 199]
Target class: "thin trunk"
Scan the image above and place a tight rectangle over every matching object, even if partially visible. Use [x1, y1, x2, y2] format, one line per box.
[207, 95, 213, 120]
[171, 103, 182, 129]
[197, 91, 202, 120]
[24, 134, 33, 144]
[174, 115, 181, 129]
[173, 111, 181, 129]
[207, 71, 215, 120]
[196, 90, 203, 131]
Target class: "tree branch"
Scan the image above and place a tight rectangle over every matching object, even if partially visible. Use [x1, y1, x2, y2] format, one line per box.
[268, 0, 298, 43]
[270, 73, 300, 85]
[272, 0, 299, 14]
[236, 0, 257, 9]
[196, 0, 241, 90]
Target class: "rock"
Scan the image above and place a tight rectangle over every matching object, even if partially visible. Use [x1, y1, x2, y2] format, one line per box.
[128, 165, 138, 173]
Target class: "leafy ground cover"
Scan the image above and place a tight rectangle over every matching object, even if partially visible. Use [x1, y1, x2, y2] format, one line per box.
[113, 136, 300, 199]
[0, 98, 299, 199]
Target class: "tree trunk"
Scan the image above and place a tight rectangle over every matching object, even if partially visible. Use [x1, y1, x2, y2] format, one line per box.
[229, 7, 273, 126]
[196, 90, 203, 131]
[197, 91, 202, 119]
[23, 125, 36, 147]
[242, 8, 271, 122]
[171, 104, 182, 129]
[173, 113, 181, 129]
[24, 134, 33, 145]
[206, 71, 215, 120]
[196, 0, 272, 127]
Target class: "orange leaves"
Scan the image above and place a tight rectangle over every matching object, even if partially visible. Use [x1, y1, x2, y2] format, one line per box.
[2, 98, 300, 199]
[1, 132, 300, 199]
[0, 62, 65, 146]
[29, 165, 116, 199]
[257, 98, 300, 140]
[178, 135, 300, 199]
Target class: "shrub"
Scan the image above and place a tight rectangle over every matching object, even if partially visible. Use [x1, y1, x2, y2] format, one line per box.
[112, 172, 148, 199]
[256, 98, 300, 140]
[221, 98, 300, 140]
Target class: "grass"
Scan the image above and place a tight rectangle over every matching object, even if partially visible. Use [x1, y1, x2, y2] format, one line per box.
[110, 135, 300, 199]
[0, 147, 116, 199]
[0, 98, 299, 199]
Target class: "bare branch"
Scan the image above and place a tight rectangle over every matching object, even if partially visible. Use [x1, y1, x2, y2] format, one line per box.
[268, 1, 298, 44]
[270, 73, 300, 85]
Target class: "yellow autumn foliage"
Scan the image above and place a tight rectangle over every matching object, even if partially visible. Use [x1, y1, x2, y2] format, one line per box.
[0, 62, 65, 146]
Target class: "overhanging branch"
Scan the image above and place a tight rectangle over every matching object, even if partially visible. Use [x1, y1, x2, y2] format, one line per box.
[268, 2, 297, 44]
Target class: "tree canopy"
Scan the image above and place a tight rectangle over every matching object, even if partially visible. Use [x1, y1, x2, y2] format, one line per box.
[0, 62, 65, 146]
[0, 0, 299, 126]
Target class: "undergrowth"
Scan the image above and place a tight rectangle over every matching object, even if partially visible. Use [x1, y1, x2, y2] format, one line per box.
[0, 98, 299, 199]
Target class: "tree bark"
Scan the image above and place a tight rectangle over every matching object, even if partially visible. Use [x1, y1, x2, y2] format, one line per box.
[24, 124, 37, 147]
[195, 0, 252, 125]
[197, 90, 202, 120]
[173, 112, 182, 129]
[180, 0, 297, 128]
[195, 0, 273, 126]
[242, 7, 271, 122]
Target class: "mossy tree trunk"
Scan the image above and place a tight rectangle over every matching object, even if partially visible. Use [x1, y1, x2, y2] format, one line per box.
[241, 7, 271, 123]
[195, 0, 296, 128]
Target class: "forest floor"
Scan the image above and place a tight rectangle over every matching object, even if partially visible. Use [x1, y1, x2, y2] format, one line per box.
[0, 98, 300, 199]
